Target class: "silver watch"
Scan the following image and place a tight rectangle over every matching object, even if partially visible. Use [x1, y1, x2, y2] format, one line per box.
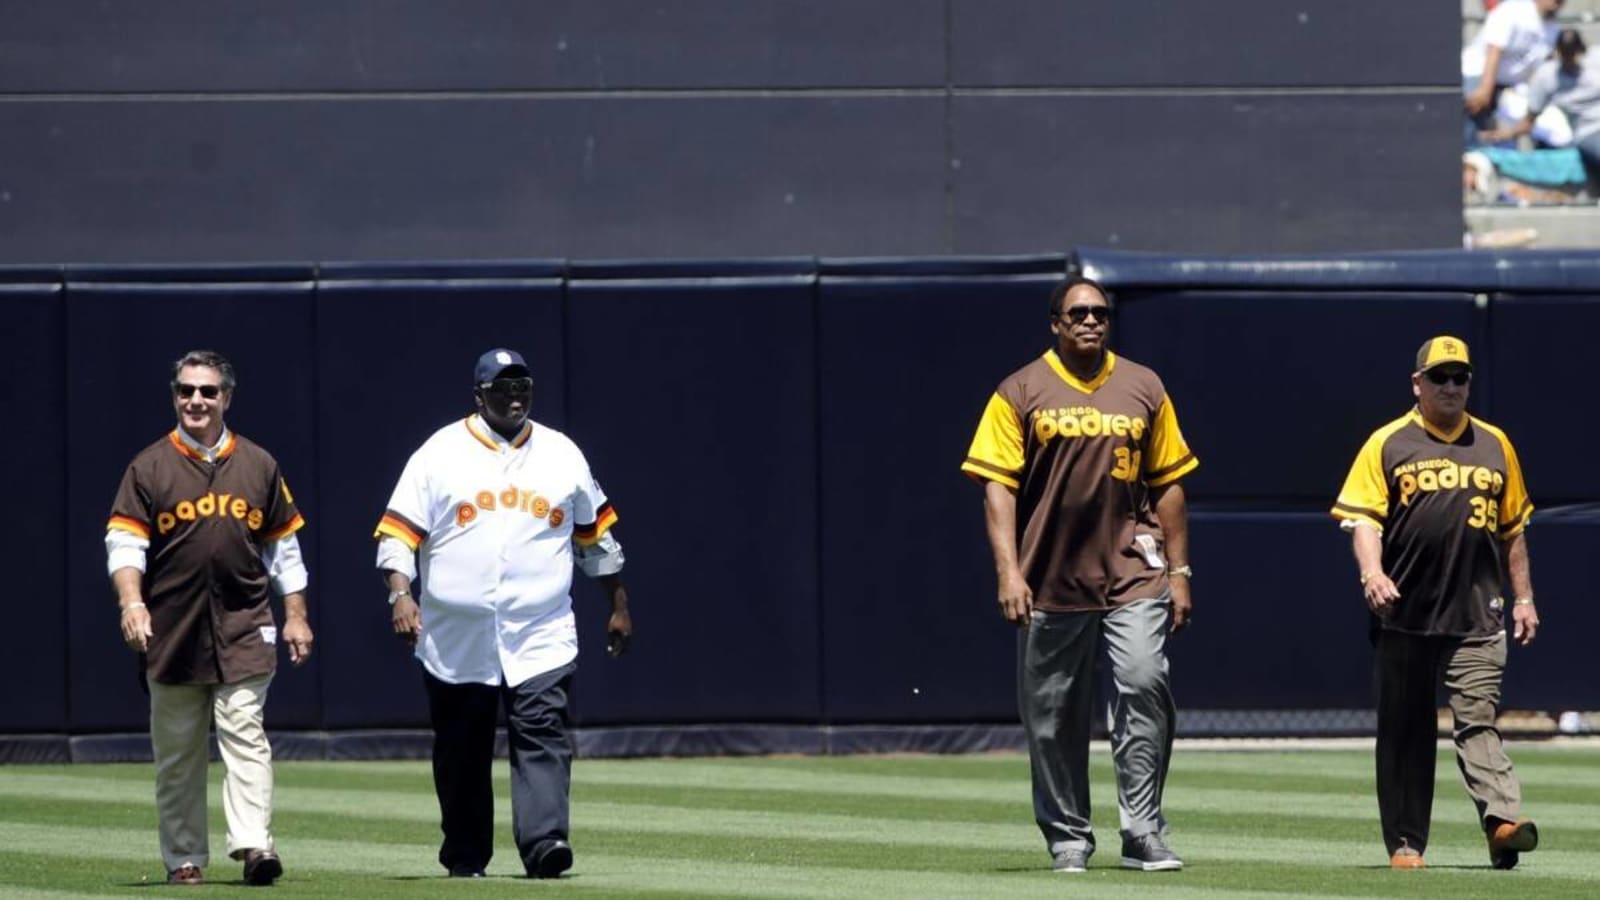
[387, 589, 412, 606]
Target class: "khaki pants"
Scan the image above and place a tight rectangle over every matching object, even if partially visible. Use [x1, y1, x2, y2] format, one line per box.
[1375, 630, 1521, 855]
[148, 672, 275, 872]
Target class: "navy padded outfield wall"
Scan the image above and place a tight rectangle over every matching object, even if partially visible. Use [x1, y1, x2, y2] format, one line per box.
[6, 250, 1598, 756]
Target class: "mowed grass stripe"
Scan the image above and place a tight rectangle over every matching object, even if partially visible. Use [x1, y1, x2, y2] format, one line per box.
[12, 767, 1600, 840]
[0, 822, 1503, 900]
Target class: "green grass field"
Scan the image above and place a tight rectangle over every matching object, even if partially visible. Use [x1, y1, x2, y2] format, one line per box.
[2, 744, 1598, 898]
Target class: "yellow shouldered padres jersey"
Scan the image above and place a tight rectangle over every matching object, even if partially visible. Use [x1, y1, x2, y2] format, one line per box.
[1332, 410, 1532, 637]
[375, 415, 617, 685]
[962, 350, 1198, 611]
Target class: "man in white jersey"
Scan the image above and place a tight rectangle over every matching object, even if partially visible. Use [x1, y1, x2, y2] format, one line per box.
[374, 348, 632, 879]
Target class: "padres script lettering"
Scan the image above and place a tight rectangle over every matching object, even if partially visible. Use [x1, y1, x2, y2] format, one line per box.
[455, 484, 567, 528]
[1031, 406, 1149, 484]
[1393, 458, 1506, 531]
[156, 492, 267, 535]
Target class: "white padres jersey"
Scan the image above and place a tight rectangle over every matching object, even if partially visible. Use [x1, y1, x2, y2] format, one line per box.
[375, 415, 617, 687]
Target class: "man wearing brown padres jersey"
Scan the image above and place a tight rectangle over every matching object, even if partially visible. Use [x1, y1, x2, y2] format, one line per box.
[1333, 336, 1541, 872]
[106, 350, 313, 887]
[963, 277, 1198, 874]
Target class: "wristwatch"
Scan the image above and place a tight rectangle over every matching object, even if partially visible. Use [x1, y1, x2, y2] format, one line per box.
[1168, 565, 1193, 579]
[387, 589, 412, 606]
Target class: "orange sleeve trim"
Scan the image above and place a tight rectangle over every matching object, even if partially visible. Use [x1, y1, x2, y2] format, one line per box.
[374, 513, 424, 550]
[107, 516, 150, 539]
[262, 513, 306, 543]
[960, 458, 1021, 489]
[1145, 454, 1198, 487]
[573, 504, 618, 546]
[1500, 503, 1533, 539]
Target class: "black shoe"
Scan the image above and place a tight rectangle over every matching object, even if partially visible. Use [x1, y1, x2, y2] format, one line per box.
[1121, 832, 1183, 872]
[448, 865, 487, 878]
[527, 840, 573, 879]
[241, 848, 283, 886]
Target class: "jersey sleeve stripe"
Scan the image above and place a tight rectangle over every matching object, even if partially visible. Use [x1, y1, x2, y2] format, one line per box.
[107, 515, 150, 539]
[1499, 502, 1534, 538]
[262, 513, 306, 543]
[373, 511, 427, 549]
[1145, 453, 1198, 487]
[1331, 502, 1387, 527]
[574, 503, 619, 546]
[960, 457, 1021, 488]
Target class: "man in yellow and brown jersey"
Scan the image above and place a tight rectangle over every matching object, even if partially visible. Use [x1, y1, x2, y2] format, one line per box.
[962, 277, 1198, 874]
[1333, 336, 1542, 871]
[106, 350, 313, 887]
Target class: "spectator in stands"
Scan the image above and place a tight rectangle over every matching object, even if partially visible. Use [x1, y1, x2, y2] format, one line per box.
[1463, 0, 1564, 146]
[1481, 29, 1600, 188]
[961, 278, 1197, 875]
[106, 350, 312, 886]
[1333, 337, 1542, 871]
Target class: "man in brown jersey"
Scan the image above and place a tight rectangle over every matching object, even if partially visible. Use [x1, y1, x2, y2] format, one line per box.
[106, 350, 313, 886]
[1333, 336, 1541, 871]
[963, 277, 1198, 874]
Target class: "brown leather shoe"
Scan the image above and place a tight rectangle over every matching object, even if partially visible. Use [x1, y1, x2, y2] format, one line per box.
[1488, 817, 1539, 870]
[1390, 847, 1425, 869]
[242, 848, 283, 886]
[167, 863, 204, 885]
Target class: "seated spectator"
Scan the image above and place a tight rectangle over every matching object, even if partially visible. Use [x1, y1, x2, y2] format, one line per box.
[1463, 0, 1563, 147]
[1481, 29, 1600, 189]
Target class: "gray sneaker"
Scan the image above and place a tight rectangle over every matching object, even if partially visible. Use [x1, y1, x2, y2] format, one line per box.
[1051, 850, 1090, 873]
[1121, 832, 1183, 871]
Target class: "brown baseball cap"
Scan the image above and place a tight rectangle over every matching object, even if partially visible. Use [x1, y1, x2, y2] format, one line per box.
[1415, 335, 1471, 373]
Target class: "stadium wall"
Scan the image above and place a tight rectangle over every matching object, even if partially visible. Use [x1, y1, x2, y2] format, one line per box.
[4, 249, 1598, 761]
[0, 1, 1460, 262]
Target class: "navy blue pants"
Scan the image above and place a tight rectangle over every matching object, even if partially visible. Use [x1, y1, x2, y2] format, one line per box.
[423, 662, 576, 874]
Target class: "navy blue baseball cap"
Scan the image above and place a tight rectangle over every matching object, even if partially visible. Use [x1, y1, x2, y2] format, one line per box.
[474, 348, 530, 383]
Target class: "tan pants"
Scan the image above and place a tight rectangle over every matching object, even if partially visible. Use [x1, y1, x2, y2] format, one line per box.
[148, 672, 275, 872]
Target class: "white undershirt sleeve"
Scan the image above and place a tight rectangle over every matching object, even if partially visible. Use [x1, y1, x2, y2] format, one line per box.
[261, 533, 309, 595]
[105, 529, 149, 575]
[576, 530, 625, 577]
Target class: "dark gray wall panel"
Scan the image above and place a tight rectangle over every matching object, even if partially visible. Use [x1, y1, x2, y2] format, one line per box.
[1501, 521, 1595, 711]
[1178, 514, 1373, 708]
[817, 270, 1059, 722]
[0, 1, 942, 91]
[63, 280, 319, 730]
[1485, 293, 1600, 504]
[0, 283, 67, 730]
[564, 273, 820, 724]
[0, 97, 946, 264]
[952, 0, 1458, 87]
[313, 269, 566, 728]
[951, 93, 1460, 254]
[1114, 289, 1480, 504]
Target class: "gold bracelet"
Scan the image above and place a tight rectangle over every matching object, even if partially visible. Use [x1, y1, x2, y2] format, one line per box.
[1359, 572, 1378, 586]
[119, 602, 146, 615]
[1513, 596, 1535, 607]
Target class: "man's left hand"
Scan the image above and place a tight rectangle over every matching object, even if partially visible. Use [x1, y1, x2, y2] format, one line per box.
[1169, 578, 1192, 635]
[1512, 601, 1539, 646]
[283, 615, 315, 665]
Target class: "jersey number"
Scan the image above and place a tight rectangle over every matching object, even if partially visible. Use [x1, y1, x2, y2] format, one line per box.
[1111, 447, 1143, 483]
[1467, 496, 1500, 531]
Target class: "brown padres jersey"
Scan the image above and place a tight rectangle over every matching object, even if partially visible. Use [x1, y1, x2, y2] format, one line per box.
[1332, 410, 1532, 637]
[108, 431, 305, 684]
[962, 350, 1198, 611]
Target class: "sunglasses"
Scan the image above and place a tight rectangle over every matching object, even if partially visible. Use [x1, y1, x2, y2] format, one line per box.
[173, 383, 223, 399]
[1061, 304, 1112, 325]
[481, 377, 533, 395]
[1425, 369, 1471, 386]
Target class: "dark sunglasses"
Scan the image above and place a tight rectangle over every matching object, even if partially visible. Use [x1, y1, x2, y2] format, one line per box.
[1061, 304, 1112, 325]
[481, 377, 533, 395]
[173, 383, 223, 399]
[1425, 369, 1471, 386]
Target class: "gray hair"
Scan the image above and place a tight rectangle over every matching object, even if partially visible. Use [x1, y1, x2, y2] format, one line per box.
[171, 350, 237, 392]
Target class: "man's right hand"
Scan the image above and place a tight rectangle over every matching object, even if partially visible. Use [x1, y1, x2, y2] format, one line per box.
[998, 572, 1033, 627]
[120, 604, 152, 653]
[1363, 573, 1401, 618]
[392, 596, 423, 646]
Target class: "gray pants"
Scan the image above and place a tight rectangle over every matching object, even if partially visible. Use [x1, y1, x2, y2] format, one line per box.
[1020, 595, 1175, 858]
